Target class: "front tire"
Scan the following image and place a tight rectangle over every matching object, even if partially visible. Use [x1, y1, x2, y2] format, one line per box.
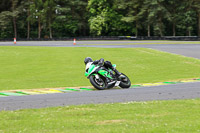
[89, 75, 107, 90]
[119, 73, 131, 88]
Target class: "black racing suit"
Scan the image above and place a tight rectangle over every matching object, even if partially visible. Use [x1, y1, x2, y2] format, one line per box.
[92, 58, 121, 76]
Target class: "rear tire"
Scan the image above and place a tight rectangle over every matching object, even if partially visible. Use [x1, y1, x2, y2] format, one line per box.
[89, 75, 107, 90]
[119, 73, 131, 88]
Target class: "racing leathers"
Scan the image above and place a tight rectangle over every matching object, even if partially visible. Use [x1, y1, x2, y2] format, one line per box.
[92, 58, 122, 79]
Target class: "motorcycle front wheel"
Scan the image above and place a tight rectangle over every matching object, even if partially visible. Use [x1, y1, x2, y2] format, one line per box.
[118, 73, 131, 88]
[89, 74, 107, 90]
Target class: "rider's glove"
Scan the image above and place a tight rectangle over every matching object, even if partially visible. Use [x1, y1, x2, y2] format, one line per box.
[98, 62, 103, 66]
[98, 58, 104, 66]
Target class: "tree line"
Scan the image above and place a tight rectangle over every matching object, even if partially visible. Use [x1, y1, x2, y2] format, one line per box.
[0, 0, 200, 39]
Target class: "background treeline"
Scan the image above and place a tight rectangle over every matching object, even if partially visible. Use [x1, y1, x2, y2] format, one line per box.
[0, 0, 200, 39]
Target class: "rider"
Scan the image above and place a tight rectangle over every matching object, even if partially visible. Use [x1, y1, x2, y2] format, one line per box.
[84, 57, 123, 83]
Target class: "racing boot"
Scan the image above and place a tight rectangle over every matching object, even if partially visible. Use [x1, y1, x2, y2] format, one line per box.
[112, 67, 122, 77]
[113, 68, 126, 81]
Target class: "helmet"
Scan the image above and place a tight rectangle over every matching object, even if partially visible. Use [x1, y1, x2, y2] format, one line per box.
[84, 57, 93, 65]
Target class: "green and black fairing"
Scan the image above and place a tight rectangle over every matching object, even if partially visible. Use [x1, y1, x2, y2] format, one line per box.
[85, 63, 114, 79]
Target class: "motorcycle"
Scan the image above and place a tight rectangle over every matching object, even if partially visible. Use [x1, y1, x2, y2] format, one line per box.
[85, 62, 131, 90]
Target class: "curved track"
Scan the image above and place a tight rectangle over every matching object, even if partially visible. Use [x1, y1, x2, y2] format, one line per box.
[0, 41, 200, 111]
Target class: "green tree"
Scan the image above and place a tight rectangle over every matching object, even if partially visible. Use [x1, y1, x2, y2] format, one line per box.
[146, 0, 170, 36]
[24, 0, 32, 39]
[43, 0, 56, 38]
[137, 0, 152, 36]
[0, 11, 13, 39]
[30, 0, 44, 38]
[116, 0, 143, 36]
[164, 0, 183, 36]
[72, 0, 88, 36]
[53, 0, 88, 37]
[177, 11, 196, 36]
[12, 0, 18, 38]
[0, 0, 23, 38]
[1, 0, 200, 38]
[88, 10, 106, 35]
[0, 0, 12, 13]
[88, 0, 122, 36]
[88, 0, 107, 35]
[176, 1, 197, 36]
[191, 0, 200, 36]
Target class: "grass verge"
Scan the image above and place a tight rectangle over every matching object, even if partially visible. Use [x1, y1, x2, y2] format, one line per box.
[0, 99, 200, 133]
[0, 46, 200, 91]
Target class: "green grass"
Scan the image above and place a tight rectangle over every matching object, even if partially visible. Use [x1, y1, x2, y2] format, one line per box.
[0, 46, 200, 132]
[0, 46, 200, 91]
[0, 99, 200, 133]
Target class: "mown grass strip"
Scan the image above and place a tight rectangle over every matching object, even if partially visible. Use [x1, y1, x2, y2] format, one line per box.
[0, 47, 200, 91]
[0, 99, 200, 132]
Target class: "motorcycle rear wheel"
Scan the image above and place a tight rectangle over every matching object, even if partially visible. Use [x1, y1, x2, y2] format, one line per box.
[89, 75, 107, 90]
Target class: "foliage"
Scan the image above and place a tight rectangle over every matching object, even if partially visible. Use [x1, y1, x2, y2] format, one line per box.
[0, 0, 200, 38]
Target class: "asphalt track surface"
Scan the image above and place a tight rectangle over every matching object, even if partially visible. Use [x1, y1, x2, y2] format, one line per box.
[0, 41, 200, 111]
